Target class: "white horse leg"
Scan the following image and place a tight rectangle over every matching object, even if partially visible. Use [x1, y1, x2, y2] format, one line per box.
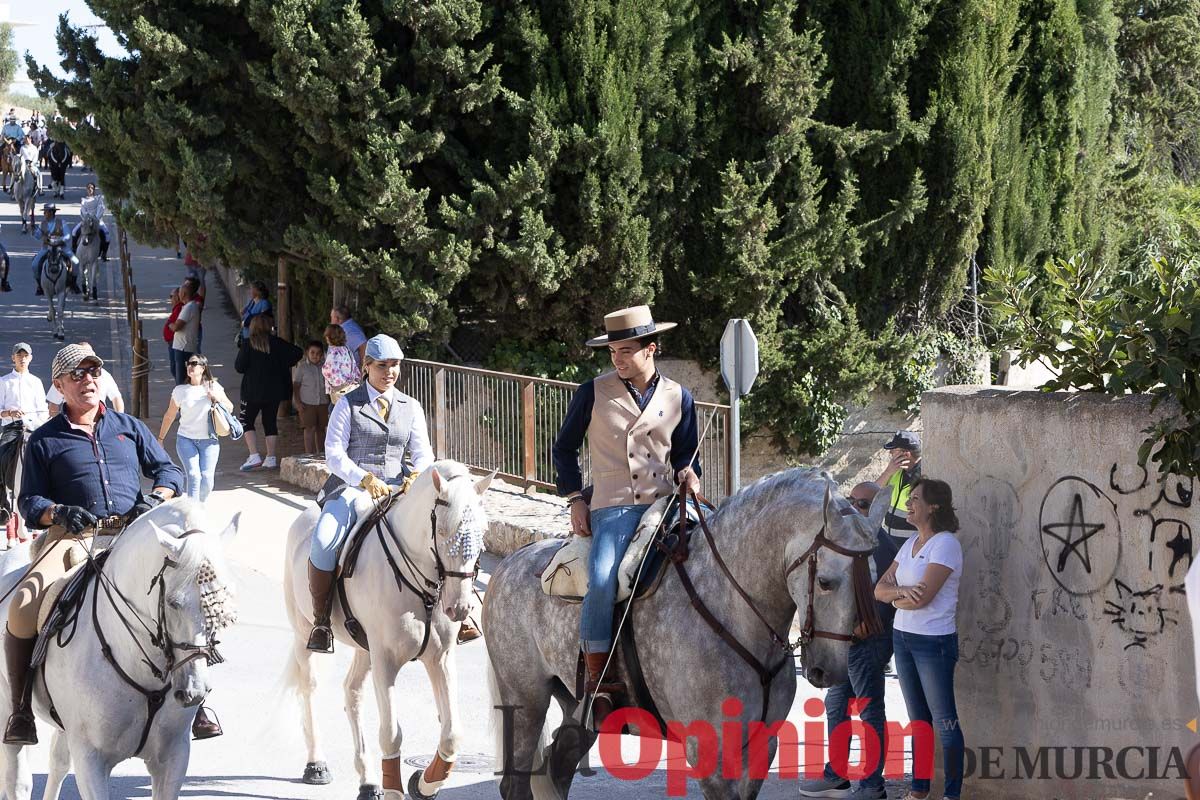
[146, 735, 190, 800]
[68, 746, 114, 800]
[1, 743, 33, 800]
[291, 638, 331, 785]
[43, 731, 72, 800]
[411, 653, 460, 800]
[370, 653, 405, 800]
[344, 649, 372, 788]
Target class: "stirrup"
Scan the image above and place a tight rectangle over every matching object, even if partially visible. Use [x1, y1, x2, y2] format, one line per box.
[306, 623, 334, 653]
[3, 709, 36, 745]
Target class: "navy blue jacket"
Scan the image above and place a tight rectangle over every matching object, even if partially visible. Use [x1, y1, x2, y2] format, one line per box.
[19, 404, 184, 527]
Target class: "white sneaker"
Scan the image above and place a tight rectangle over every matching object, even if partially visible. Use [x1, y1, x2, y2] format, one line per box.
[239, 454, 263, 471]
[262, 456, 278, 469]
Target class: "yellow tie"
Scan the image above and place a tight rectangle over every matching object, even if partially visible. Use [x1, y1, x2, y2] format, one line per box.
[376, 395, 390, 420]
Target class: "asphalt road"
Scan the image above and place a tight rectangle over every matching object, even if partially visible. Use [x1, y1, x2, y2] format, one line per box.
[0, 167, 913, 799]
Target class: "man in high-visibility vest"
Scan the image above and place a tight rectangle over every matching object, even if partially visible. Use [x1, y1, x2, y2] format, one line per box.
[876, 430, 922, 538]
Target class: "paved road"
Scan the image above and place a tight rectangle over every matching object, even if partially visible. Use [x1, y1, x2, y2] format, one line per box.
[0, 168, 914, 798]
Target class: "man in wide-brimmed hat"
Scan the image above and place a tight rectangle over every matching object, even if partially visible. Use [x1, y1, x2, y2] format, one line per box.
[552, 304, 702, 727]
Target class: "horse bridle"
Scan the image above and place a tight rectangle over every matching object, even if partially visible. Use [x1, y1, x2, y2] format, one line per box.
[70, 527, 225, 754]
[364, 477, 479, 661]
[665, 486, 881, 723]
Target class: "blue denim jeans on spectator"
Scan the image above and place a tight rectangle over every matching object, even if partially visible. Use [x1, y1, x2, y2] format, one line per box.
[176, 435, 219, 503]
[170, 349, 193, 385]
[893, 629, 964, 798]
[823, 633, 894, 789]
[580, 503, 650, 653]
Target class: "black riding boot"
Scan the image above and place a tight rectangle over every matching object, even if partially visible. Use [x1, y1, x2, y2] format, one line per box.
[3, 629, 37, 745]
[306, 561, 336, 653]
[100, 236, 110, 262]
[66, 269, 80, 294]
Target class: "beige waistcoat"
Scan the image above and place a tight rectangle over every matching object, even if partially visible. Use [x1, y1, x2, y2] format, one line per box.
[588, 371, 682, 509]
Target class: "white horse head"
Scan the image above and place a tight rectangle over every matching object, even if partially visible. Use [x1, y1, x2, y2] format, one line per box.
[421, 462, 494, 621]
[114, 500, 239, 708]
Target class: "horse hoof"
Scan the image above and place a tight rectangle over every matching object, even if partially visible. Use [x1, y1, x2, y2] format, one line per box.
[356, 784, 384, 800]
[407, 771, 438, 800]
[301, 761, 331, 785]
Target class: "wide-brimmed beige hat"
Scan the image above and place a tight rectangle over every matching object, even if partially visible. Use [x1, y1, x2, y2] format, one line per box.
[585, 305, 677, 348]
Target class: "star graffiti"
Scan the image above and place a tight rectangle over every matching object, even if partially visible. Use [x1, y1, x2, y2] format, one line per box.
[1042, 493, 1105, 574]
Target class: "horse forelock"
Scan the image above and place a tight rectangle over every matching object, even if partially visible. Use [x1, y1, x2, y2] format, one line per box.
[115, 498, 232, 586]
[431, 460, 487, 562]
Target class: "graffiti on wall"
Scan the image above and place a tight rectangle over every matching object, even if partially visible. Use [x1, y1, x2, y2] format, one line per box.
[1035, 464, 1194, 651]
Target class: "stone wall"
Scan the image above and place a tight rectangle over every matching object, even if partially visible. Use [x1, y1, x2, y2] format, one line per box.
[923, 386, 1197, 799]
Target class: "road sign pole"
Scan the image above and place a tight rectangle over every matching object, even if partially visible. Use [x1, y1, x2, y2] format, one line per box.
[720, 318, 758, 497]
[730, 390, 741, 493]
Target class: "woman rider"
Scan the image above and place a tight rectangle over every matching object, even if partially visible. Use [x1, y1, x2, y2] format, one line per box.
[306, 334, 434, 652]
[551, 305, 701, 727]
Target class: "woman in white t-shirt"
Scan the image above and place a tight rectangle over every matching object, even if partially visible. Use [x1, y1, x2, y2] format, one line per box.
[156, 355, 233, 503]
[874, 478, 965, 800]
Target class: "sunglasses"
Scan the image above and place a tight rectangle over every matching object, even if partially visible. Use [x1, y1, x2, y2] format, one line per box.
[186, 360, 204, 367]
[66, 365, 102, 382]
[850, 498, 872, 511]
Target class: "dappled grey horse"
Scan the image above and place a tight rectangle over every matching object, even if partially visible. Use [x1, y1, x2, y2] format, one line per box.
[76, 214, 102, 302]
[484, 469, 886, 800]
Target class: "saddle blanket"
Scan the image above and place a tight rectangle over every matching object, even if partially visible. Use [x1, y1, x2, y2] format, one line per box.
[540, 496, 698, 602]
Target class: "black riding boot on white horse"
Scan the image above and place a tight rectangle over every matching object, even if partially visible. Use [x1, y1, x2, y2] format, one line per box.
[306, 561, 336, 653]
[3, 630, 38, 745]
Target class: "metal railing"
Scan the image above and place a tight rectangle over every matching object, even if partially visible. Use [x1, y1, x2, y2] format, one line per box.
[402, 359, 732, 501]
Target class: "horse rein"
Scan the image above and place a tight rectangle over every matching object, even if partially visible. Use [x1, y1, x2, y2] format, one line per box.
[59, 526, 224, 755]
[665, 486, 880, 724]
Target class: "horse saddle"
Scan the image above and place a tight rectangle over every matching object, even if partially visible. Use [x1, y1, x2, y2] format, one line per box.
[539, 496, 699, 603]
[33, 544, 102, 668]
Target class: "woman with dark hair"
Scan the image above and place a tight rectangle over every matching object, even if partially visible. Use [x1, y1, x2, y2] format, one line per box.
[156, 354, 234, 503]
[874, 477, 965, 800]
[239, 280, 272, 341]
[235, 314, 302, 470]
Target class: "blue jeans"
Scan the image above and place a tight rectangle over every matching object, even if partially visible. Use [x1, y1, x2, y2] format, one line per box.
[176, 435, 219, 503]
[311, 477, 405, 570]
[579, 503, 650, 653]
[893, 630, 964, 798]
[170, 349, 193, 385]
[823, 633, 893, 789]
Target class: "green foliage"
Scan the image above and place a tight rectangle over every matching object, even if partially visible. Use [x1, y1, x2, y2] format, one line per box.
[984, 253, 1200, 477]
[1, 93, 58, 117]
[0, 26, 17, 93]
[33, 0, 1176, 456]
[891, 329, 989, 414]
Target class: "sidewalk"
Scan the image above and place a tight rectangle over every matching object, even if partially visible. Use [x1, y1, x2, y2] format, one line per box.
[120, 236, 314, 583]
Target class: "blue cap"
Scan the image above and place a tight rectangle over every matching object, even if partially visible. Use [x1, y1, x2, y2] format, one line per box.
[365, 334, 404, 362]
[883, 430, 921, 452]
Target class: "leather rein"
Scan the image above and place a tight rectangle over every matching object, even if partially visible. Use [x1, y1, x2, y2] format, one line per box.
[344, 477, 478, 661]
[662, 486, 881, 723]
[50, 527, 224, 755]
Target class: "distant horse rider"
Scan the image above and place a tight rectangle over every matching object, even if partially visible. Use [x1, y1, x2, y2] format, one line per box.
[71, 183, 110, 262]
[1, 114, 23, 150]
[551, 305, 702, 727]
[305, 334, 434, 653]
[18, 135, 39, 191]
[31, 204, 80, 297]
[46, 139, 70, 198]
[5, 344, 222, 744]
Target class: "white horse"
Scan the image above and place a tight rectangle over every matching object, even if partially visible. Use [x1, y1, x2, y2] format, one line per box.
[12, 161, 37, 234]
[0, 499, 239, 800]
[38, 238, 70, 341]
[283, 461, 493, 800]
[75, 215, 102, 302]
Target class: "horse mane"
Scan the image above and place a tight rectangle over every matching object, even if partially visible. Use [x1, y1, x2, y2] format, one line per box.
[112, 498, 221, 585]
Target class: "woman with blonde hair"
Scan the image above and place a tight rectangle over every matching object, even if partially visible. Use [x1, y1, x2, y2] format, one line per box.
[156, 353, 233, 502]
[234, 314, 302, 470]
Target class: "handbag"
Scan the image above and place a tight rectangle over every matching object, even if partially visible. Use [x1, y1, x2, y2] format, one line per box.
[208, 402, 244, 440]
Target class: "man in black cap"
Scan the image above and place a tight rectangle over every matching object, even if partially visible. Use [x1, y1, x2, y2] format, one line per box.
[876, 430, 921, 539]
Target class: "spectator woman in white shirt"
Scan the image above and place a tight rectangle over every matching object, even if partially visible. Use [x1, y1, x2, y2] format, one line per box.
[156, 354, 234, 503]
[874, 478, 965, 800]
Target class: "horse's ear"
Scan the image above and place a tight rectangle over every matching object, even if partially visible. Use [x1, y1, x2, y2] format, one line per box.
[822, 482, 840, 534]
[149, 521, 186, 562]
[867, 483, 890, 534]
[220, 513, 241, 544]
[475, 469, 497, 496]
[431, 468, 444, 494]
